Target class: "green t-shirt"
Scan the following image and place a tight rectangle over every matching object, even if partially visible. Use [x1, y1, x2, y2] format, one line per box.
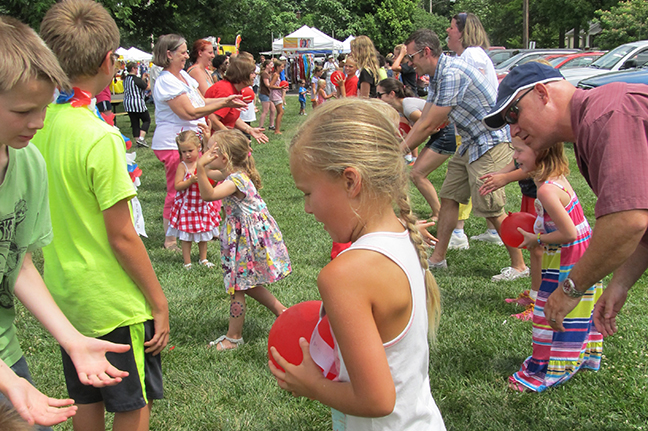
[32, 103, 152, 337]
[0, 144, 53, 367]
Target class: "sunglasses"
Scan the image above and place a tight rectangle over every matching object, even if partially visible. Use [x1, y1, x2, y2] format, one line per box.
[375, 91, 386, 98]
[504, 87, 534, 125]
[407, 48, 425, 61]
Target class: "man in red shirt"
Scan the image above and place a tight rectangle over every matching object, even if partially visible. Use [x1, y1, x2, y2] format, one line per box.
[483, 62, 648, 337]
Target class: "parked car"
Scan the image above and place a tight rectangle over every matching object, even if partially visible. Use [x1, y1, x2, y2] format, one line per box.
[561, 40, 648, 85]
[577, 65, 648, 89]
[488, 49, 521, 67]
[495, 49, 580, 82]
[544, 51, 605, 69]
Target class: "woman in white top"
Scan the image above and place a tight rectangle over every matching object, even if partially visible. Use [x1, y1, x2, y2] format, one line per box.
[445, 12, 503, 245]
[377, 78, 455, 223]
[151, 34, 245, 251]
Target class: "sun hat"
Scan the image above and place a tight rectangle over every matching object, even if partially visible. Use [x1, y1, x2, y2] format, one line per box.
[483, 62, 564, 130]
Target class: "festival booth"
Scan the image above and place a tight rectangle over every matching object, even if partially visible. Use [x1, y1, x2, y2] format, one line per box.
[270, 26, 345, 83]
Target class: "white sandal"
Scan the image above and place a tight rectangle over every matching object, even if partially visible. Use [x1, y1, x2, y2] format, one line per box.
[208, 335, 244, 351]
[183, 263, 192, 270]
[200, 259, 215, 268]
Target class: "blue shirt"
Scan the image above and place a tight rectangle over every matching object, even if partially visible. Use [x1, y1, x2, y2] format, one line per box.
[427, 54, 509, 163]
[298, 86, 307, 102]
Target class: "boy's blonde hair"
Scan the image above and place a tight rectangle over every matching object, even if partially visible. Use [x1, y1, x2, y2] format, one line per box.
[0, 16, 69, 93]
[209, 129, 262, 190]
[289, 98, 441, 339]
[532, 142, 570, 182]
[40, 0, 119, 81]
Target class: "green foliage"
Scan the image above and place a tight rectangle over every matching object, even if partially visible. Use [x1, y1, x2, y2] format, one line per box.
[595, 0, 648, 49]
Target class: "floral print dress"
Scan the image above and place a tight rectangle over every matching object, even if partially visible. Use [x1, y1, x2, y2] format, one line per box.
[220, 171, 291, 294]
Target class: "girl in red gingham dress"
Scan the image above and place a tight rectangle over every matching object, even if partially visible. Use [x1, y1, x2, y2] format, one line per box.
[167, 130, 221, 269]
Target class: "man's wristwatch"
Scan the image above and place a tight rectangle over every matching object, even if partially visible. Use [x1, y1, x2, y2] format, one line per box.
[562, 277, 585, 298]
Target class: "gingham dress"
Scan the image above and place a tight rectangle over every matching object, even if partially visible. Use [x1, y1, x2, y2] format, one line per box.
[510, 180, 603, 392]
[167, 162, 221, 242]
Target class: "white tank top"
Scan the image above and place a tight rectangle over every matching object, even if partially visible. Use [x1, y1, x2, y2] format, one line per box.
[326, 230, 446, 431]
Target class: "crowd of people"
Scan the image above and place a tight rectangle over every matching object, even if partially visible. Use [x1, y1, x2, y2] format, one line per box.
[2, 0, 648, 429]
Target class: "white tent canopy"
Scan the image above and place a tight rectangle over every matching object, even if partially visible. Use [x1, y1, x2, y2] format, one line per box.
[116, 46, 153, 62]
[270, 26, 344, 55]
[342, 35, 355, 54]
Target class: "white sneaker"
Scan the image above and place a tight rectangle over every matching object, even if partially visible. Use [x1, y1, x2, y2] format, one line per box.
[470, 230, 504, 245]
[448, 232, 469, 250]
[404, 154, 413, 162]
[491, 267, 530, 282]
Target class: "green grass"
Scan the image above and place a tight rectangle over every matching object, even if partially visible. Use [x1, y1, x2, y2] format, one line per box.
[18, 96, 648, 430]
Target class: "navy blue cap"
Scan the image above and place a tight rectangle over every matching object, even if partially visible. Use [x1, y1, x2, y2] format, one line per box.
[483, 62, 564, 130]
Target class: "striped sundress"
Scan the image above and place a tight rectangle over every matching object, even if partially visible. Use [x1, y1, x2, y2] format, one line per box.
[511, 180, 603, 392]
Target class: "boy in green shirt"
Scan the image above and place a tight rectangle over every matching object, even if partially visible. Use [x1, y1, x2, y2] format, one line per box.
[0, 15, 131, 428]
[33, 1, 170, 429]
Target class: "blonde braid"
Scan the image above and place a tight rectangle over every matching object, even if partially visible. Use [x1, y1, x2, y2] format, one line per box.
[397, 191, 441, 341]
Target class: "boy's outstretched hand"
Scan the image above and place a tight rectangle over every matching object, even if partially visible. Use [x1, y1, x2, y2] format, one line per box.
[67, 337, 131, 387]
[7, 377, 77, 426]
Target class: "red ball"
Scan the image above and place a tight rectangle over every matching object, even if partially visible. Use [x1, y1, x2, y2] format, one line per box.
[330, 70, 345, 86]
[500, 211, 536, 248]
[240, 87, 255, 103]
[268, 301, 322, 372]
[279, 80, 290, 88]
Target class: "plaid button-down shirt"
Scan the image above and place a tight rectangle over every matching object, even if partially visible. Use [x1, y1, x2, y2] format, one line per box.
[427, 54, 509, 163]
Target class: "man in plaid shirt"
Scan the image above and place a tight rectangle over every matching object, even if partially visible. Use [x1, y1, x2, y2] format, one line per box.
[401, 29, 527, 281]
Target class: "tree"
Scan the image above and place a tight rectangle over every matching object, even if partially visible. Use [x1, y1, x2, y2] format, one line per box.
[595, 0, 648, 49]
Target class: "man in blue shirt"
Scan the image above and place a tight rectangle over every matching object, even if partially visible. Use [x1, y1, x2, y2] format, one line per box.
[401, 29, 527, 281]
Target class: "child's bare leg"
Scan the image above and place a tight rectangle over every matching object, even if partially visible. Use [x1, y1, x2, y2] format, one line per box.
[198, 241, 208, 262]
[163, 218, 176, 249]
[214, 291, 246, 350]
[181, 240, 192, 265]
[530, 246, 543, 293]
[245, 285, 286, 316]
[113, 405, 150, 431]
[73, 402, 105, 431]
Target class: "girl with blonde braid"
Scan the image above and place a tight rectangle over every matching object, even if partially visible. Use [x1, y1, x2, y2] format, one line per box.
[271, 98, 445, 430]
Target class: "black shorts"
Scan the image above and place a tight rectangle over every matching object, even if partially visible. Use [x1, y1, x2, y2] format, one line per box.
[97, 100, 112, 113]
[424, 124, 457, 156]
[61, 320, 163, 412]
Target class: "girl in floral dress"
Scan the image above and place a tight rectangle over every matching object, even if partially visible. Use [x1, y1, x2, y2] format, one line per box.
[510, 138, 603, 392]
[196, 129, 291, 351]
[167, 131, 221, 269]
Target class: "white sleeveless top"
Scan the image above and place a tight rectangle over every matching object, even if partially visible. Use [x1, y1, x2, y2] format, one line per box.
[330, 230, 446, 431]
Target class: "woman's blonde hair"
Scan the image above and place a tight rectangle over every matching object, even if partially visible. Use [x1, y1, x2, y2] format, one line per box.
[210, 129, 262, 189]
[531, 142, 570, 182]
[350, 36, 380, 89]
[454, 13, 490, 50]
[289, 98, 441, 339]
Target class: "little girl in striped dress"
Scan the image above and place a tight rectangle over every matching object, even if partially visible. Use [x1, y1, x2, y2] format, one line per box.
[167, 130, 221, 269]
[509, 138, 603, 392]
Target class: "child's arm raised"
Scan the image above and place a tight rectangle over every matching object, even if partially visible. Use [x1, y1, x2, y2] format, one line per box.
[14, 253, 131, 386]
[102, 200, 170, 355]
[174, 162, 196, 191]
[518, 183, 578, 249]
[270, 252, 397, 417]
[196, 151, 238, 201]
[0, 359, 77, 426]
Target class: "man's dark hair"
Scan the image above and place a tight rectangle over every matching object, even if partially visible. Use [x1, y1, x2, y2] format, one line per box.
[405, 29, 442, 57]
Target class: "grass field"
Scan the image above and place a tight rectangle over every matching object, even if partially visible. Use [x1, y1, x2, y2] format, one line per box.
[17, 96, 648, 430]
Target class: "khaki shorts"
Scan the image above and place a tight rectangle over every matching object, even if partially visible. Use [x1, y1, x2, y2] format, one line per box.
[440, 142, 512, 218]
